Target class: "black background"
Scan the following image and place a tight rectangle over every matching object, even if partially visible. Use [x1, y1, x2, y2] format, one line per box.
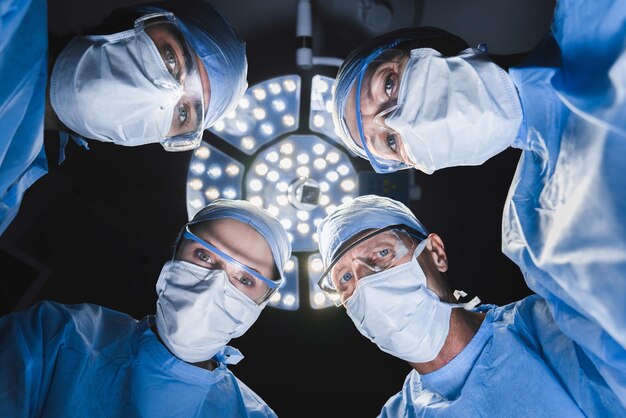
[1, 0, 555, 416]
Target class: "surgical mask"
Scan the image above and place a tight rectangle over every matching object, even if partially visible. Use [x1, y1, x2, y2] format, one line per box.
[385, 48, 523, 174]
[50, 12, 206, 150]
[155, 260, 262, 363]
[345, 239, 456, 363]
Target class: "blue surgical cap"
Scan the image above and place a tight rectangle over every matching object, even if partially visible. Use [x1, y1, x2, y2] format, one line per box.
[134, 0, 248, 128]
[317, 195, 428, 268]
[332, 27, 469, 159]
[185, 199, 291, 282]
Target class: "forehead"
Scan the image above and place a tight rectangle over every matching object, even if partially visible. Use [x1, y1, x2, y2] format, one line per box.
[188, 218, 274, 276]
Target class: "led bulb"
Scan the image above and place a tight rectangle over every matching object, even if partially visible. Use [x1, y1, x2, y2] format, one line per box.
[241, 136, 255, 150]
[297, 223, 310, 234]
[208, 165, 222, 179]
[337, 164, 349, 176]
[313, 114, 325, 128]
[279, 158, 293, 170]
[194, 146, 210, 159]
[283, 79, 297, 92]
[282, 114, 295, 127]
[280, 142, 294, 155]
[255, 163, 269, 176]
[296, 166, 310, 177]
[189, 178, 203, 190]
[314, 158, 327, 170]
[285, 259, 295, 272]
[225, 164, 240, 176]
[239, 97, 250, 109]
[268, 82, 281, 95]
[340, 179, 355, 192]
[266, 151, 279, 163]
[297, 153, 310, 164]
[205, 187, 219, 200]
[272, 99, 286, 112]
[297, 210, 310, 221]
[327, 152, 340, 164]
[253, 88, 267, 100]
[191, 162, 205, 175]
[313, 143, 325, 155]
[249, 179, 263, 192]
[267, 171, 279, 182]
[253, 107, 266, 120]
[223, 188, 237, 199]
[310, 258, 323, 272]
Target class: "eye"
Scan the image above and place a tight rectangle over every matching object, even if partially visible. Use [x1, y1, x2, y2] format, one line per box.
[177, 105, 188, 124]
[378, 248, 390, 257]
[339, 272, 353, 286]
[164, 47, 178, 76]
[384, 74, 395, 98]
[236, 275, 254, 287]
[195, 248, 213, 265]
[386, 133, 398, 152]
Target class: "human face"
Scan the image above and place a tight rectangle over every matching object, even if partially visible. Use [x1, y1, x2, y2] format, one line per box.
[343, 49, 413, 169]
[319, 227, 423, 305]
[144, 20, 211, 147]
[175, 218, 276, 303]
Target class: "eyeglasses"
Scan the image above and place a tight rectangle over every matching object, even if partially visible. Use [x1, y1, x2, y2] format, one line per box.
[318, 225, 426, 306]
[134, 12, 207, 151]
[178, 226, 281, 304]
[351, 48, 414, 173]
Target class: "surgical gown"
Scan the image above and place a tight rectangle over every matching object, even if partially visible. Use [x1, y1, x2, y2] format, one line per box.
[501, 0, 626, 404]
[379, 296, 626, 417]
[0, 0, 49, 235]
[0, 301, 277, 418]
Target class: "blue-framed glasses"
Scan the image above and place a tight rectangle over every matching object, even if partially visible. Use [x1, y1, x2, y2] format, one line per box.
[180, 226, 280, 303]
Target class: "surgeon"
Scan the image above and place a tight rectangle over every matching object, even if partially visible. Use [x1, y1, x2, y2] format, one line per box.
[331, 0, 626, 402]
[0, 199, 289, 417]
[0, 0, 247, 235]
[317, 194, 626, 416]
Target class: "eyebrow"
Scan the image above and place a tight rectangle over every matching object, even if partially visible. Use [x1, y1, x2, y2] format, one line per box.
[201, 237, 266, 278]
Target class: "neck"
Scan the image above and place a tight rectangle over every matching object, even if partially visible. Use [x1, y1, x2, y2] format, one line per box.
[410, 308, 485, 374]
[149, 323, 218, 371]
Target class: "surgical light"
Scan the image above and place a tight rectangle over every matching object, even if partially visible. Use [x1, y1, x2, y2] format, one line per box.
[188, 75, 373, 311]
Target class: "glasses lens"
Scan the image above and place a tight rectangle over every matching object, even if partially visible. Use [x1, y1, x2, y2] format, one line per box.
[176, 235, 277, 304]
[319, 228, 415, 306]
[137, 16, 207, 148]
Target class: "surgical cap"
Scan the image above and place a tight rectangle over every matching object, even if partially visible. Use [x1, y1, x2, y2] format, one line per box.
[134, 0, 248, 128]
[317, 194, 428, 268]
[184, 199, 291, 282]
[332, 27, 469, 158]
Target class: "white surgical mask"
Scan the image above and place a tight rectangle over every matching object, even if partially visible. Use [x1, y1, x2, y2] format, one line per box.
[386, 48, 523, 174]
[50, 27, 182, 146]
[155, 260, 263, 363]
[345, 239, 456, 363]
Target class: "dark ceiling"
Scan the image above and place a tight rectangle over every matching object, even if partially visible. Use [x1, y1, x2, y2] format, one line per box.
[1, 0, 554, 417]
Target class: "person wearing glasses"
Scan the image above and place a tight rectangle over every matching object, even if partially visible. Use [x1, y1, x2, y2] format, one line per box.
[330, 0, 626, 404]
[316, 194, 625, 417]
[0, 199, 288, 417]
[0, 0, 247, 235]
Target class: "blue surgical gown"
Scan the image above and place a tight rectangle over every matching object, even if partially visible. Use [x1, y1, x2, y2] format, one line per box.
[501, 0, 626, 404]
[0, 0, 49, 235]
[379, 296, 626, 417]
[0, 301, 277, 418]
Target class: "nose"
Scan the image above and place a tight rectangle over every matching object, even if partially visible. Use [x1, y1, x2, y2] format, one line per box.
[351, 258, 382, 280]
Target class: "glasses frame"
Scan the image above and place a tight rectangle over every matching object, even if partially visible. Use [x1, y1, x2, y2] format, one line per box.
[182, 226, 281, 291]
[317, 224, 427, 306]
